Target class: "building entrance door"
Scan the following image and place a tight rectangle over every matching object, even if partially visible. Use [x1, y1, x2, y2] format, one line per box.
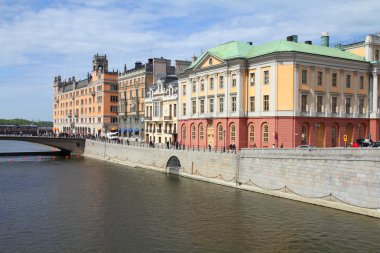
[206, 123, 214, 147]
[316, 123, 325, 147]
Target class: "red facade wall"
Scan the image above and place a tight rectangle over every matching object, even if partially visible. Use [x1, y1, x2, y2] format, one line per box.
[179, 116, 376, 149]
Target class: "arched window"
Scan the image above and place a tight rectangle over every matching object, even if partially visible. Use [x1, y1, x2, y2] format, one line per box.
[199, 124, 204, 140]
[230, 124, 236, 142]
[301, 123, 309, 144]
[218, 124, 223, 141]
[182, 126, 186, 139]
[191, 124, 196, 140]
[263, 124, 269, 143]
[332, 123, 338, 147]
[249, 124, 254, 142]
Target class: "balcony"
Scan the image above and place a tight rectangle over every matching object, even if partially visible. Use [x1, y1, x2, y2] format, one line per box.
[157, 129, 162, 134]
[164, 115, 173, 121]
[145, 116, 152, 121]
[74, 112, 79, 117]
[66, 112, 72, 118]
[90, 91, 96, 96]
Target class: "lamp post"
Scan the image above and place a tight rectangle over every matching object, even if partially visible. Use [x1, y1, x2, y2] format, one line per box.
[223, 130, 226, 153]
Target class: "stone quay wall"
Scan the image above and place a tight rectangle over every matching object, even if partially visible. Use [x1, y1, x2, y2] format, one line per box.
[84, 139, 380, 218]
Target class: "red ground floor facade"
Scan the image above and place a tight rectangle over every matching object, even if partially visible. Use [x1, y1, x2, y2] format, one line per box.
[178, 117, 380, 149]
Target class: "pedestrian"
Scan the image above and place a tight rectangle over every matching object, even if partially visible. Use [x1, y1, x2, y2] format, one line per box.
[253, 143, 257, 148]
[280, 143, 283, 148]
[272, 144, 275, 148]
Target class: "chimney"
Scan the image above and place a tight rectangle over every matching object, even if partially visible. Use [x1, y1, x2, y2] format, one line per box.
[124, 64, 127, 72]
[191, 55, 198, 62]
[321, 32, 330, 47]
[305, 40, 312, 45]
[286, 35, 298, 42]
[135, 61, 142, 69]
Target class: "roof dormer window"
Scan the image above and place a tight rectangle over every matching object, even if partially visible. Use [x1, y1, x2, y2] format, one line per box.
[209, 58, 213, 65]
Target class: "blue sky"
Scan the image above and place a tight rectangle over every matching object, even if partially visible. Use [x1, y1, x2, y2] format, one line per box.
[0, 0, 379, 121]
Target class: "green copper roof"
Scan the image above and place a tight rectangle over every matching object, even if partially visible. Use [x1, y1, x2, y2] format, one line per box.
[188, 39, 366, 70]
[248, 40, 366, 61]
[188, 41, 253, 68]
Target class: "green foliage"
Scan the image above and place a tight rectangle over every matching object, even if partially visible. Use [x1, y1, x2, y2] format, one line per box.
[0, 118, 53, 127]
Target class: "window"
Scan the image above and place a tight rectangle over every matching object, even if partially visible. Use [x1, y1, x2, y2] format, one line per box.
[200, 99, 205, 113]
[230, 124, 236, 142]
[218, 124, 223, 141]
[346, 74, 351, 88]
[263, 124, 269, 143]
[182, 126, 186, 139]
[219, 97, 224, 112]
[359, 98, 364, 114]
[332, 73, 337, 87]
[192, 100, 196, 114]
[232, 74, 237, 87]
[331, 96, 338, 113]
[110, 96, 118, 102]
[332, 124, 338, 147]
[317, 95, 323, 112]
[376, 50, 380, 61]
[264, 70, 269, 85]
[199, 124, 204, 140]
[174, 104, 177, 117]
[110, 117, 118, 123]
[210, 78, 214, 90]
[249, 124, 254, 142]
[345, 97, 351, 113]
[201, 79, 205, 91]
[209, 98, 214, 113]
[250, 73, 255, 86]
[219, 76, 224, 89]
[182, 103, 186, 115]
[231, 96, 237, 112]
[360, 76, 364, 89]
[98, 117, 101, 123]
[302, 69, 308, 84]
[317, 71, 323, 86]
[192, 81, 196, 93]
[209, 58, 213, 65]
[250, 96, 255, 112]
[182, 84, 186, 95]
[111, 106, 118, 112]
[301, 94, 308, 112]
[98, 106, 101, 113]
[110, 84, 118, 91]
[191, 124, 196, 140]
[263, 95, 269, 111]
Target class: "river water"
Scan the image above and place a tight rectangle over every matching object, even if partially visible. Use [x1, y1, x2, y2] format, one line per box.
[0, 141, 380, 252]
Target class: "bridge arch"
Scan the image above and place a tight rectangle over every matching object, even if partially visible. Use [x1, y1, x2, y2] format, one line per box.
[166, 156, 181, 175]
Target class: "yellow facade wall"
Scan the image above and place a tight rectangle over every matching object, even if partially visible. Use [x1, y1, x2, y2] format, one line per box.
[277, 63, 294, 110]
[199, 56, 223, 69]
[346, 46, 365, 58]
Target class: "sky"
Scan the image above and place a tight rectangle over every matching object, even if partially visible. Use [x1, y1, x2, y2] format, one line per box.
[0, 0, 379, 121]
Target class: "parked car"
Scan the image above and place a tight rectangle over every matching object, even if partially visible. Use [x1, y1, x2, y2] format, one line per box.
[371, 141, 380, 148]
[296, 145, 316, 149]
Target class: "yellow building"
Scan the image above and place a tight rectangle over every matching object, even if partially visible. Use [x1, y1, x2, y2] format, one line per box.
[118, 58, 189, 140]
[178, 33, 380, 148]
[53, 54, 119, 136]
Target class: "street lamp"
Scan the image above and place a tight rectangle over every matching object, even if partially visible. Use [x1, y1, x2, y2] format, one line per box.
[223, 130, 226, 152]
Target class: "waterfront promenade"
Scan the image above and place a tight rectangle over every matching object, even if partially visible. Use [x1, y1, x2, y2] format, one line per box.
[84, 139, 380, 218]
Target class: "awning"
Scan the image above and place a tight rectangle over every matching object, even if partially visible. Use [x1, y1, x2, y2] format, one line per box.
[134, 128, 139, 133]
[111, 127, 118, 131]
[123, 128, 127, 133]
[128, 128, 133, 133]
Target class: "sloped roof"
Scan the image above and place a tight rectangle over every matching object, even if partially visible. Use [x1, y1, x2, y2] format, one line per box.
[248, 40, 366, 61]
[187, 39, 366, 70]
[189, 41, 253, 69]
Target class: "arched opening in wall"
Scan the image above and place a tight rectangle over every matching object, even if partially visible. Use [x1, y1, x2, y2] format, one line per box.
[230, 123, 236, 147]
[190, 124, 196, 146]
[316, 122, 325, 147]
[261, 123, 269, 148]
[166, 156, 181, 175]
[301, 123, 309, 145]
[346, 123, 353, 144]
[248, 123, 255, 147]
[181, 125, 186, 144]
[199, 123, 204, 147]
[358, 123, 366, 139]
[206, 122, 214, 147]
[332, 123, 339, 147]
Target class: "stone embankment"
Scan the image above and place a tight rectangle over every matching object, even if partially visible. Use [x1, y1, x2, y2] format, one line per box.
[84, 139, 380, 218]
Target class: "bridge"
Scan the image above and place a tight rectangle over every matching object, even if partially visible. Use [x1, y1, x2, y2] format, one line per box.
[0, 136, 85, 156]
